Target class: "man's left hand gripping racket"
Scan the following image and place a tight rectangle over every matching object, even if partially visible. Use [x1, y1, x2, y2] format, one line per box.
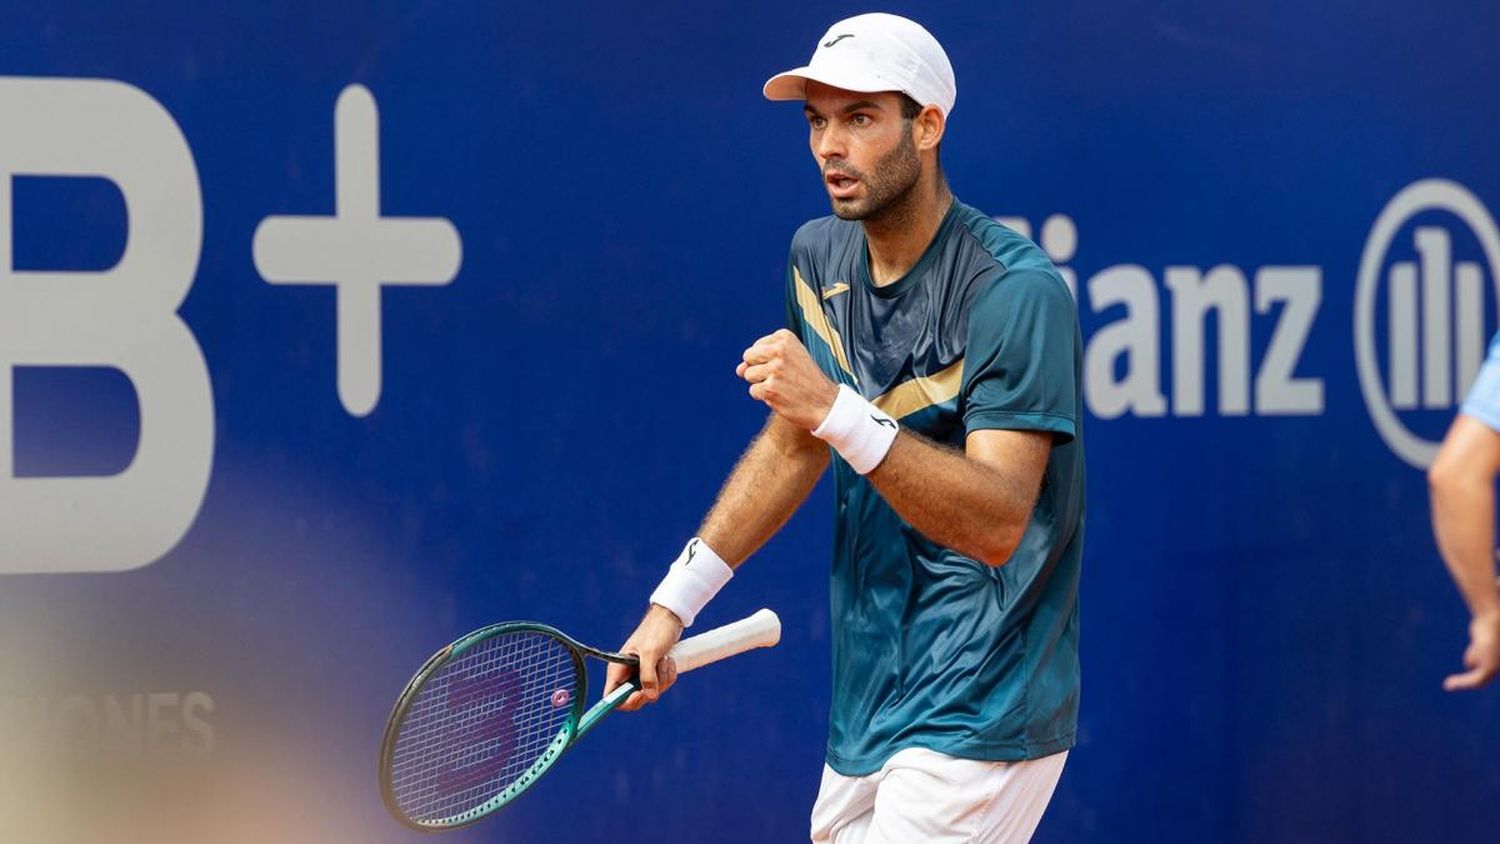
[379, 608, 781, 831]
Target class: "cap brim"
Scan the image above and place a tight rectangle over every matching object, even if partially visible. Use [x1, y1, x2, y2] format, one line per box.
[762, 66, 900, 102]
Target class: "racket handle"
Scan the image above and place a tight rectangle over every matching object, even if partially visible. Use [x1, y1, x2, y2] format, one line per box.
[668, 608, 781, 674]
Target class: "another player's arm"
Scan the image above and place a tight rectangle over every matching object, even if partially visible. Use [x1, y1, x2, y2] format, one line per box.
[606, 413, 828, 710]
[1428, 414, 1500, 691]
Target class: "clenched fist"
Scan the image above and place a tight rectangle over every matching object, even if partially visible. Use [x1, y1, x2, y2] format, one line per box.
[736, 329, 840, 431]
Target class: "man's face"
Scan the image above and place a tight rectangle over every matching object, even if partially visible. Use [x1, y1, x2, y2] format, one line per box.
[803, 82, 921, 221]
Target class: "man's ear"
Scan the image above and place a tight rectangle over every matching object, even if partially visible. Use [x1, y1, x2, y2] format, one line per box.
[916, 105, 946, 151]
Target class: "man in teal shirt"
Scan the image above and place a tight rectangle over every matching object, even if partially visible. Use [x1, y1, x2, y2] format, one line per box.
[607, 12, 1084, 841]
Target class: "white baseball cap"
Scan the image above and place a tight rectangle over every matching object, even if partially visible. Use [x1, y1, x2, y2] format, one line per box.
[763, 13, 957, 116]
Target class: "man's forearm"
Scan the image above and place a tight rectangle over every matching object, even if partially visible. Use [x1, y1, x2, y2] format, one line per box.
[733, 328, 1051, 567]
[1431, 468, 1500, 620]
[866, 428, 1049, 567]
[615, 416, 825, 707]
[698, 413, 830, 566]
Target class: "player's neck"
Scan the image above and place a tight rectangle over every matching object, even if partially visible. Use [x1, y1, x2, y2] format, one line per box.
[862, 173, 953, 287]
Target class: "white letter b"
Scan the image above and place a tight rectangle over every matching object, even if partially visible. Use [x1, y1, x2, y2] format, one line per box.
[0, 78, 213, 573]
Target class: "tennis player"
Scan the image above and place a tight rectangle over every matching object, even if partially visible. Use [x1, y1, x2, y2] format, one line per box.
[605, 13, 1085, 841]
[1429, 331, 1500, 691]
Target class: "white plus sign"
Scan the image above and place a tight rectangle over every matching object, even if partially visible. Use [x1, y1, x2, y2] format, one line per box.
[253, 84, 462, 417]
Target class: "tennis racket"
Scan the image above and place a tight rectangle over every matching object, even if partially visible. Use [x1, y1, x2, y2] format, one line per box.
[379, 608, 782, 831]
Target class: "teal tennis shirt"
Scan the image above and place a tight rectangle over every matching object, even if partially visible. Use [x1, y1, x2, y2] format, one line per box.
[784, 199, 1085, 776]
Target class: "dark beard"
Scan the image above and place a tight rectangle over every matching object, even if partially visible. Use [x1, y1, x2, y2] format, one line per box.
[827, 127, 922, 224]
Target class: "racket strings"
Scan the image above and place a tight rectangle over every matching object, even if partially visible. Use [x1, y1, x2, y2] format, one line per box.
[388, 630, 579, 823]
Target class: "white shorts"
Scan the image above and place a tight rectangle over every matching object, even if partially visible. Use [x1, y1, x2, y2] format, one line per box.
[809, 747, 1068, 844]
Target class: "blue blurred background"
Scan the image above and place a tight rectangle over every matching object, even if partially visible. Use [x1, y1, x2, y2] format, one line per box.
[2, 2, 1498, 841]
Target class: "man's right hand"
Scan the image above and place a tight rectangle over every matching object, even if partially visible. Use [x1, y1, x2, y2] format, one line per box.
[605, 604, 685, 711]
[1445, 611, 1500, 691]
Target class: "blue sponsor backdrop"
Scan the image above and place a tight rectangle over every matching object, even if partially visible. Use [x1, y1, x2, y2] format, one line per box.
[3, 1, 1499, 841]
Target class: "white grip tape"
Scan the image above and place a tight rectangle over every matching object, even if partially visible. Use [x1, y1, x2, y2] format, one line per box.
[668, 608, 781, 674]
[648, 538, 732, 628]
[813, 384, 899, 475]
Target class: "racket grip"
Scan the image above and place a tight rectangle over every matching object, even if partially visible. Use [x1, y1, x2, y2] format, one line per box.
[668, 608, 781, 674]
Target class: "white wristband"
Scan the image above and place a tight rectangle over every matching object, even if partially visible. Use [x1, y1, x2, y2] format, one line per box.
[648, 538, 733, 628]
[812, 384, 899, 475]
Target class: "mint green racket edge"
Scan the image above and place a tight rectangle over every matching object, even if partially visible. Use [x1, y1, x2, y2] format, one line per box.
[422, 677, 636, 829]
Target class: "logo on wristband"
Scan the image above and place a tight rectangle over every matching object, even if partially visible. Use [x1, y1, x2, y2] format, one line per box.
[870, 414, 896, 429]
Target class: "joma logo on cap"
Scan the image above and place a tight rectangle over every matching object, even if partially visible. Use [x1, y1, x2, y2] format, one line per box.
[822, 34, 854, 47]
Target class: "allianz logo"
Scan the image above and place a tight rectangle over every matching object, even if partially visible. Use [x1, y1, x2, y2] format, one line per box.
[1354, 180, 1499, 468]
[1001, 178, 1498, 469]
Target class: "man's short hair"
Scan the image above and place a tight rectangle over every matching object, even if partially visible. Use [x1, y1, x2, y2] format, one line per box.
[899, 94, 923, 121]
[899, 93, 941, 161]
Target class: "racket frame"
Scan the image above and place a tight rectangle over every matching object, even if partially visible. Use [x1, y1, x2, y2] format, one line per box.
[379, 608, 780, 831]
[378, 621, 639, 832]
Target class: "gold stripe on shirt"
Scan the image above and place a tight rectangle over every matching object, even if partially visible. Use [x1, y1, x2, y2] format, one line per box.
[794, 267, 858, 384]
[872, 358, 966, 420]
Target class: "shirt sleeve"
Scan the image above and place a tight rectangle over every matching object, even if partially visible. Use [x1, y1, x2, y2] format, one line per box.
[961, 268, 1080, 443]
[1461, 334, 1500, 432]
